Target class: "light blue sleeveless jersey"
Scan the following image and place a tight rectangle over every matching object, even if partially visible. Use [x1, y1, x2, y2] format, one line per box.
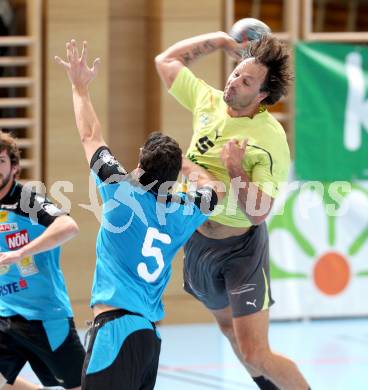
[0, 183, 73, 321]
[90, 147, 214, 322]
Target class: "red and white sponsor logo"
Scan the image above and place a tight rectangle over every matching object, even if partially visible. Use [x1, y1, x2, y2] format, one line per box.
[0, 223, 18, 232]
[6, 230, 29, 250]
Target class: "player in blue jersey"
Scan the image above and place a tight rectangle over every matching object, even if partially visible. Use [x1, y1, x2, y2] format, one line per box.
[0, 131, 85, 390]
[55, 40, 222, 390]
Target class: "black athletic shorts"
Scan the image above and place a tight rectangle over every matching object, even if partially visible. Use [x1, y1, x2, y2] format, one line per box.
[0, 315, 85, 388]
[183, 223, 274, 317]
[82, 309, 161, 390]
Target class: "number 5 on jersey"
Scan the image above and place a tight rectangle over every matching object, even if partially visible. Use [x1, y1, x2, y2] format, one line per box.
[138, 227, 172, 283]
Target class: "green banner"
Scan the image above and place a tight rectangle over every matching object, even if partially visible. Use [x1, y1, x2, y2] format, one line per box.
[295, 42, 368, 180]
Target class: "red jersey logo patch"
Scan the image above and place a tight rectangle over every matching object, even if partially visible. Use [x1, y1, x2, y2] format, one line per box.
[6, 230, 29, 250]
[19, 279, 28, 289]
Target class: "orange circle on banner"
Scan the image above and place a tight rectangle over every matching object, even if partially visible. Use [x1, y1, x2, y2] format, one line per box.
[313, 252, 350, 295]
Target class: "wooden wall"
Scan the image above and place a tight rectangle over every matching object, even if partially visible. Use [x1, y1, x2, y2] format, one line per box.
[108, 0, 147, 171]
[45, 0, 224, 326]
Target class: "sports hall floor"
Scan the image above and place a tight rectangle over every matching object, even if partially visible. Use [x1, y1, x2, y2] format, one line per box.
[21, 318, 368, 389]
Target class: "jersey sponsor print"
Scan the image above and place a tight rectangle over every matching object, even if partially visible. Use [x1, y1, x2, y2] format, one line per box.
[0, 279, 28, 296]
[0, 223, 18, 232]
[6, 230, 29, 250]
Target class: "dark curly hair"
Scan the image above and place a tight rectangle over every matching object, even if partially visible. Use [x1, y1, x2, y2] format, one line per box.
[0, 131, 21, 177]
[139, 132, 182, 192]
[244, 35, 293, 105]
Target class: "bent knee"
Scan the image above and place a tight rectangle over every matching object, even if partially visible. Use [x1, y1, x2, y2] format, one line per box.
[239, 344, 270, 370]
[218, 323, 236, 341]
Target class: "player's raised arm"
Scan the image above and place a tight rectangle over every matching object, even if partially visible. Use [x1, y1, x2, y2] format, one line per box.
[55, 39, 106, 164]
[155, 32, 241, 89]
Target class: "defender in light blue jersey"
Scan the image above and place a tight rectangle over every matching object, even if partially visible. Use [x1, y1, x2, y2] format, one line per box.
[90, 147, 215, 323]
[0, 132, 85, 390]
[56, 40, 223, 390]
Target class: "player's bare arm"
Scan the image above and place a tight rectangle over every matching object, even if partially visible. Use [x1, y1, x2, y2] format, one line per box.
[55, 40, 106, 164]
[155, 32, 241, 89]
[0, 215, 79, 266]
[182, 157, 225, 202]
[221, 139, 274, 225]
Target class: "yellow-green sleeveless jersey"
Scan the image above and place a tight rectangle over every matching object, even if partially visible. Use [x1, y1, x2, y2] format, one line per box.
[169, 67, 290, 228]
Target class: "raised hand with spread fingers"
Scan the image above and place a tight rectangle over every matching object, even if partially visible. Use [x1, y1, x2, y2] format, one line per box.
[55, 39, 100, 93]
[55, 40, 106, 163]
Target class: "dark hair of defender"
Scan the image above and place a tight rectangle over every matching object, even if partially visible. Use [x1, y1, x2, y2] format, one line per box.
[139, 132, 182, 193]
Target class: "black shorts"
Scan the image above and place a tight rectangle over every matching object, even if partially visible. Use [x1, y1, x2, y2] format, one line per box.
[183, 223, 274, 317]
[82, 309, 161, 390]
[0, 315, 85, 388]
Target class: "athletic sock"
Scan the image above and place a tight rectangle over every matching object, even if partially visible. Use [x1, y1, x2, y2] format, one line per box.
[253, 376, 280, 389]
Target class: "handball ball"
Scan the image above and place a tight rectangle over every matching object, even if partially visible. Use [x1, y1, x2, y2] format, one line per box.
[229, 18, 271, 43]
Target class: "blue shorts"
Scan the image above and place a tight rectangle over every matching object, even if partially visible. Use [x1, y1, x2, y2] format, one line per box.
[82, 309, 161, 390]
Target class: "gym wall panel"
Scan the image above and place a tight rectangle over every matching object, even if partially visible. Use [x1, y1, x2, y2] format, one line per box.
[161, 0, 222, 20]
[108, 7, 147, 171]
[110, 0, 146, 18]
[146, 2, 162, 135]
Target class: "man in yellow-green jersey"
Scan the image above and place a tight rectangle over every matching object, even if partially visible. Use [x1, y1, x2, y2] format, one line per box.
[156, 33, 311, 390]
